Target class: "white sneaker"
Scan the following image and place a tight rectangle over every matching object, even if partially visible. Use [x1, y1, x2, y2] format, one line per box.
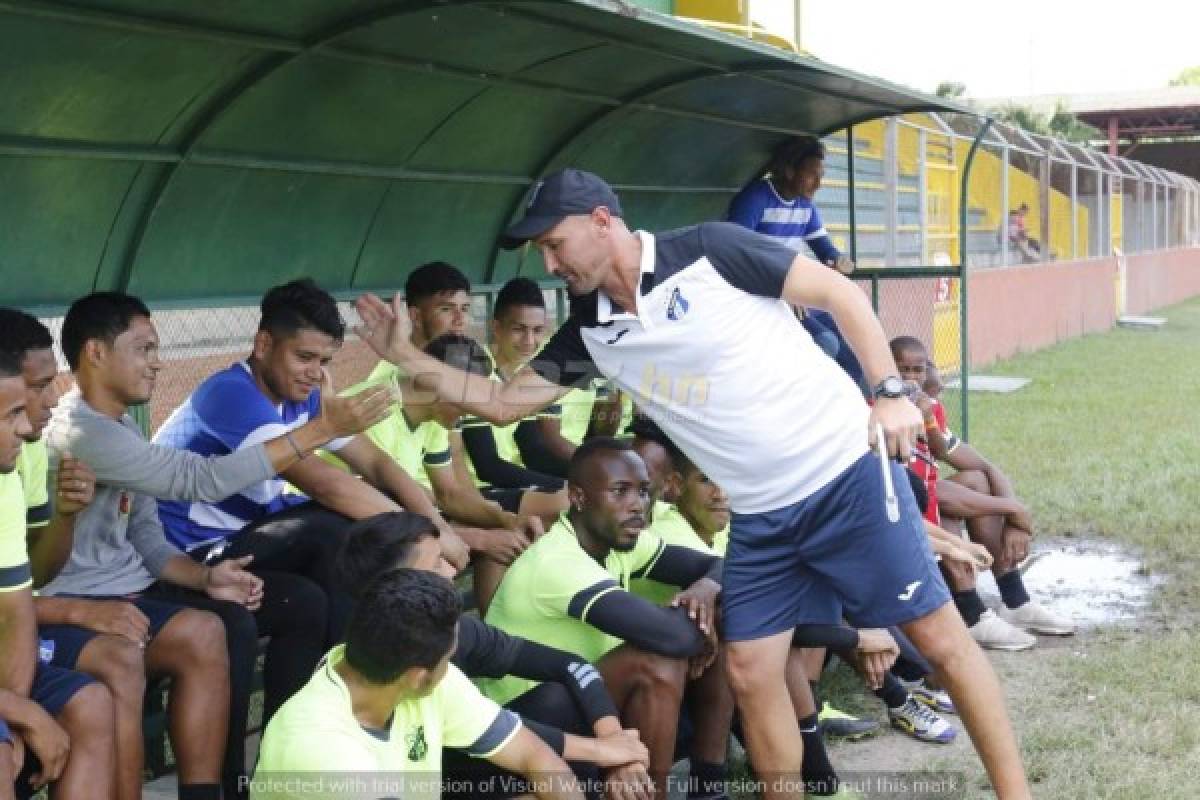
[888, 697, 957, 744]
[1000, 601, 1075, 635]
[969, 609, 1036, 651]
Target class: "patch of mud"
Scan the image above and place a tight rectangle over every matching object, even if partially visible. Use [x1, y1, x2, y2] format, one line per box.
[977, 538, 1164, 628]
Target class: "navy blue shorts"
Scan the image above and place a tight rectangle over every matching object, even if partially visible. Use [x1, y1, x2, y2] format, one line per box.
[0, 717, 10, 745]
[30, 662, 95, 717]
[38, 595, 184, 669]
[722, 451, 950, 641]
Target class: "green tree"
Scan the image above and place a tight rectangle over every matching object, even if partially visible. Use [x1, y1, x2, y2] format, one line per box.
[935, 81, 967, 99]
[989, 102, 1095, 144]
[1169, 66, 1200, 87]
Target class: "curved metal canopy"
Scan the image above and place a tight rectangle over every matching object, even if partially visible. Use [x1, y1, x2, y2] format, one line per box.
[0, 0, 974, 309]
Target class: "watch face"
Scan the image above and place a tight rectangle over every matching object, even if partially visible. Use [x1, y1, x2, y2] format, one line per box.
[877, 377, 905, 397]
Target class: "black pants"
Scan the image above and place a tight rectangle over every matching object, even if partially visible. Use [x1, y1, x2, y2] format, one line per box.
[172, 502, 356, 798]
[441, 681, 600, 800]
[146, 571, 325, 800]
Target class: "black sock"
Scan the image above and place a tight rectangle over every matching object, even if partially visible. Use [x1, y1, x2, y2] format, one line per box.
[891, 655, 927, 683]
[953, 589, 987, 627]
[874, 672, 910, 710]
[799, 713, 839, 796]
[179, 785, 221, 800]
[688, 759, 728, 800]
[996, 570, 1031, 609]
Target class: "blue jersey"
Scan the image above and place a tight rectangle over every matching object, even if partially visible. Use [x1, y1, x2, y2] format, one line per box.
[154, 362, 351, 551]
[726, 178, 838, 263]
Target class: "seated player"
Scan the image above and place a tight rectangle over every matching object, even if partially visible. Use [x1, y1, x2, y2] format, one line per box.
[0, 335, 115, 800]
[482, 437, 723, 797]
[726, 135, 867, 395]
[892, 337, 1073, 649]
[460, 277, 566, 496]
[154, 279, 467, 642]
[336, 331, 548, 612]
[627, 419, 737, 799]
[38, 293, 386, 800]
[362, 263, 566, 524]
[335, 512, 652, 799]
[251, 568, 586, 800]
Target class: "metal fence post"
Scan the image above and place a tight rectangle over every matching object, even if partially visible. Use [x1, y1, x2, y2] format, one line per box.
[884, 117, 899, 266]
[1151, 182, 1158, 250]
[1000, 144, 1010, 266]
[1039, 153, 1051, 263]
[847, 126, 859, 266]
[1070, 163, 1078, 259]
[918, 128, 928, 264]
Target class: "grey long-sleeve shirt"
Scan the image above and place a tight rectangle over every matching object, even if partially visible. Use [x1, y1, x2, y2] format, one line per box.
[40, 389, 274, 596]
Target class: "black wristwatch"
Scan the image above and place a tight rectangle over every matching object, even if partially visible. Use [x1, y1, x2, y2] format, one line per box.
[872, 376, 907, 400]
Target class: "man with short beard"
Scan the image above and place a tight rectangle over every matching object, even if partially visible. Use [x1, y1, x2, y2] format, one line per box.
[481, 437, 722, 797]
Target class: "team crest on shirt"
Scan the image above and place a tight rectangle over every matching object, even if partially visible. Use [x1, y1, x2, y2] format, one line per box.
[406, 726, 428, 761]
[666, 287, 689, 321]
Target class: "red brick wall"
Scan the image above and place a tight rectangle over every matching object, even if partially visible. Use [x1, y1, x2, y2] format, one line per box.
[1125, 248, 1200, 316]
[966, 257, 1118, 367]
[965, 246, 1200, 368]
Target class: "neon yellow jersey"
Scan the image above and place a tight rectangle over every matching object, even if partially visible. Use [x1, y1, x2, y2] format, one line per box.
[459, 351, 526, 488]
[544, 386, 597, 446]
[320, 363, 451, 490]
[252, 645, 520, 800]
[480, 515, 666, 706]
[712, 525, 729, 557]
[629, 501, 718, 606]
[15, 439, 51, 528]
[615, 390, 634, 440]
[0, 470, 32, 592]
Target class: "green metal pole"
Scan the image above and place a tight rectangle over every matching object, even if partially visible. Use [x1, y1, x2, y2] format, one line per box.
[958, 118, 993, 441]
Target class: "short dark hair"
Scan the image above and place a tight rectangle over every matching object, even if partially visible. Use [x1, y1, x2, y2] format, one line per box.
[344, 569, 461, 685]
[889, 335, 926, 359]
[335, 512, 440, 600]
[493, 278, 545, 321]
[405, 262, 471, 306]
[61, 292, 151, 371]
[259, 279, 345, 342]
[424, 333, 493, 378]
[0, 309, 54, 366]
[629, 413, 691, 474]
[0, 349, 23, 379]
[769, 135, 825, 175]
[568, 435, 634, 486]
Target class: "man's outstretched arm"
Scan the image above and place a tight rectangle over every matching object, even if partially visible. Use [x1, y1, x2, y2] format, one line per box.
[355, 294, 569, 426]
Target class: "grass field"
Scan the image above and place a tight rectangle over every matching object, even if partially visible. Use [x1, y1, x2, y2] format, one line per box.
[819, 296, 1200, 798]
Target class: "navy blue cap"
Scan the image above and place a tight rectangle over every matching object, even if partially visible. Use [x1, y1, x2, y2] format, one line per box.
[500, 168, 622, 250]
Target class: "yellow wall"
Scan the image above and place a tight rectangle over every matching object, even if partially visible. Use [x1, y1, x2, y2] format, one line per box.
[953, 143, 1089, 262]
[675, 0, 743, 24]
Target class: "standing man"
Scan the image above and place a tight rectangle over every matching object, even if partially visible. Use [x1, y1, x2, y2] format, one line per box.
[727, 136, 867, 393]
[353, 168, 1031, 799]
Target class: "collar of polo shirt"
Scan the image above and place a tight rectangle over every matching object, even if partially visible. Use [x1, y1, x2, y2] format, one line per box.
[596, 231, 658, 326]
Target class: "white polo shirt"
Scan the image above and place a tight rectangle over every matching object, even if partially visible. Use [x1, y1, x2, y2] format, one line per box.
[532, 222, 868, 514]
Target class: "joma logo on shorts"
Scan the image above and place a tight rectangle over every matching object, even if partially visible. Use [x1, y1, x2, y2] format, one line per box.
[897, 581, 922, 601]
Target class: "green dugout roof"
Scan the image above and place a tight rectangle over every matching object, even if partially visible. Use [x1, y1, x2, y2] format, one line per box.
[0, 0, 974, 309]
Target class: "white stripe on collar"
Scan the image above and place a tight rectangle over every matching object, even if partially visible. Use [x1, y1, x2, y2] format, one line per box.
[596, 230, 657, 325]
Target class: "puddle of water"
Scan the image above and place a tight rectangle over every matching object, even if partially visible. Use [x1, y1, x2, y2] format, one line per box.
[976, 540, 1163, 627]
